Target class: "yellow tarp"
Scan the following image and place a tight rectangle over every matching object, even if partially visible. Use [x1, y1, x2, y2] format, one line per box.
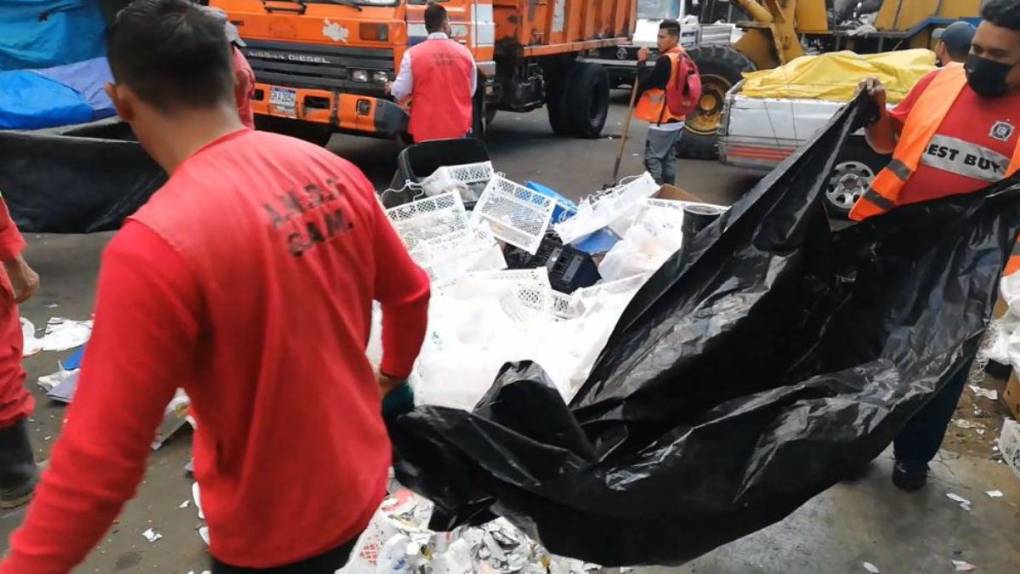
[739, 49, 937, 103]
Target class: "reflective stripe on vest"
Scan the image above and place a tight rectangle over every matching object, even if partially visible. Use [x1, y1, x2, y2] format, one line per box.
[850, 64, 1020, 221]
[634, 49, 686, 124]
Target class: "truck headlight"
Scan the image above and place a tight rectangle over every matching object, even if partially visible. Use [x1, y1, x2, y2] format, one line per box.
[352, 70, 369, 83]
[372, 71, 389, 84]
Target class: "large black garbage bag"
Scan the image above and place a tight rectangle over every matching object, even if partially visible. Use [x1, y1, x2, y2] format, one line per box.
[0, 119, 165, 233]
[387, 93, 1020, 566]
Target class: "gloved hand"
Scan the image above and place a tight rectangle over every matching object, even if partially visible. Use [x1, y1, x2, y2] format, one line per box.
[382, 383, 415, 418]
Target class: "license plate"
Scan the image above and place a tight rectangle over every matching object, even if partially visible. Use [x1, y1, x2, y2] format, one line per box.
[270, 87, 297, 117]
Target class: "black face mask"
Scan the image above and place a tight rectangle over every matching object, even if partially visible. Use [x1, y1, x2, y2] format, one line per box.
[965, 54, 1017, 98]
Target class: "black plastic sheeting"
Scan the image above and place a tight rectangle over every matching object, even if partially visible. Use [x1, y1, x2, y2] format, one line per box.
[387, 94, 1020, 566]
[0, 118, 165, 233]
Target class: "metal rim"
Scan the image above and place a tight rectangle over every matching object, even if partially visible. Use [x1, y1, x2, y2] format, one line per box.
[826, 160, 876, 211]
[687, 73, 728, 135]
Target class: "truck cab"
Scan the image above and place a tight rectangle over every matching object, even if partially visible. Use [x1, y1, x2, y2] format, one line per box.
[212, 0, 635, 144]
[211, 0, 496, 144]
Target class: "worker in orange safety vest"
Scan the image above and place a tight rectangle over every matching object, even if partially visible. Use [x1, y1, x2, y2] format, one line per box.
[851, 0, 1020, 492]
[634, 19, 687, 185]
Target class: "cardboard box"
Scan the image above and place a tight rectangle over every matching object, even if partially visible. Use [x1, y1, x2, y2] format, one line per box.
[1003, 370, 1020, 422]
[656, 184, 706, 203]
[994, 293, 1009, 319]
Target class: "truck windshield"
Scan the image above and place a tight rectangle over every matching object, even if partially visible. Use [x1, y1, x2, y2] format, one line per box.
[637, 0, 680, 20]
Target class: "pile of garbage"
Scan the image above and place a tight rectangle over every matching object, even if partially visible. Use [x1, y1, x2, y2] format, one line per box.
[380, 165, 725, 408]
[342, 488, 602, 574]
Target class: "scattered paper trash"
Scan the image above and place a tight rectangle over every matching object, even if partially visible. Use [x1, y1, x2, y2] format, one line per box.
[952, 560, 976, 572]
[198, 526, 210, 546]
[142, 528, 162, 543]
[947, 493, 972, 511]
[45, 371, 79, 404]
[151, 389, 191, 450]
[954, 419, 984, 431]
[985, 490, 1003, 498]
[969, 385, 997, 400]
[179, 500, 191, 508]
[863, 561, 880, 573]
[193, 482, 205, 520]
[22, 317, 92, 356]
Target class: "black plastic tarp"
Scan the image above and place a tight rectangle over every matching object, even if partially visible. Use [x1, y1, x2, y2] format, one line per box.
[0, 118, 164, 233]
[387, 94, 1020, 566]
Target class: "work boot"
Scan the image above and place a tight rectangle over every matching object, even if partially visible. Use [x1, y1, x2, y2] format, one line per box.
[892, 459, 928, 492]
[0, 419, 38, 509]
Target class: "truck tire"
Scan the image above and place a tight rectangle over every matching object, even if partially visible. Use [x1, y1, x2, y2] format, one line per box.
[564, 62, 611, 138]
[679, 46, 756, 160]
[824, 139, 889, 218]
[546, 71, 573, 136]
[472, 86, 487, 139]
[255, 116, 333, 147]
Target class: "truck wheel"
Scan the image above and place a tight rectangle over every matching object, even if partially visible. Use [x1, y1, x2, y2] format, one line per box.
[679, 46, 756, 160]
[824, 139, 889, 218]
[565, 63, 611, 139]
[255, 116, 333, 147]
[546, 71, 572, 136]
[472, 87, 487, 139]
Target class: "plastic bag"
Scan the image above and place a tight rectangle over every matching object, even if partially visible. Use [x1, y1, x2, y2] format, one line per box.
[387, 94, 1020, 566]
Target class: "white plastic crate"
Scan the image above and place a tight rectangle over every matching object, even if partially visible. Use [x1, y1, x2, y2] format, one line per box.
[421, 161, 495, 202]
[409, 225, 507, 285]
[555, 172, 660, 244]
[385, 191, 470, 252]
[472, 175, 555, 255]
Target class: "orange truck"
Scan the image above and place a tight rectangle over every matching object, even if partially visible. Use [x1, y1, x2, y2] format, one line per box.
[208, 0, 637, 145]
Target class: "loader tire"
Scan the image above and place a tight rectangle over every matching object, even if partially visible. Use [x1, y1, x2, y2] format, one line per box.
[564, 62, 611, 139]
[679, 45, 756, 160]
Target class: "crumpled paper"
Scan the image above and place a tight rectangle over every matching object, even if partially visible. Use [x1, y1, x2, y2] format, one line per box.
[341, 489, 600, 574]
[21, 317, 92, 356]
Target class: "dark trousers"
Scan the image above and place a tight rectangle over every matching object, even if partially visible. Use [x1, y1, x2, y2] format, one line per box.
[212, 539, 357, 574]
[893, 357, 973, 466]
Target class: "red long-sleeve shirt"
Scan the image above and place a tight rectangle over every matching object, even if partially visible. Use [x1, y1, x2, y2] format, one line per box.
[1, 129, 430, 572]
[0, 198, 25, 261]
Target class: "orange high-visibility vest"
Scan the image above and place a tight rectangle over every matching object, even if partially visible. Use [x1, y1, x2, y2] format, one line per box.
[850, 64, 1020, 221]
[634, 48, 687, 125]
[848, 63, 1020, 275]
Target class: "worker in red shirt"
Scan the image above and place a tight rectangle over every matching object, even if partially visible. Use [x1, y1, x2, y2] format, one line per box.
[852, 0, 1020, 492]
[387, 2, 477, 142]
[0, 198, 40, 509]
[0, 1, 429, 572]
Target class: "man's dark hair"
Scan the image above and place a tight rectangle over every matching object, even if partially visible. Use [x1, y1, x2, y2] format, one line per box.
[106, 0, 234, 112]
[425, 2, 448, 34]
[982, 0, 1020, 32]
[659, 19, 681, 37]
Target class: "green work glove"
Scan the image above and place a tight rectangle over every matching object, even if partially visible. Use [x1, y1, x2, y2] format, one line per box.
[382, 383, 415, 417]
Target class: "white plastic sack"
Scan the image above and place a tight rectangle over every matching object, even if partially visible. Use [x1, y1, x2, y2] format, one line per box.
[1002, 272, 1020, 318]
[598, 200, 685, 282]
[999, 418, 1020, 482]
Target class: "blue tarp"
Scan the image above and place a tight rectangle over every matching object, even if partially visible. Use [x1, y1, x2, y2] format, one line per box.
[0, 57, 115, 130]
[0, 0, 106, 71]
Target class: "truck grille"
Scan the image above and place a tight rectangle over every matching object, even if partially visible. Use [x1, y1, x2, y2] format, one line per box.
[241, 40, 394, 93]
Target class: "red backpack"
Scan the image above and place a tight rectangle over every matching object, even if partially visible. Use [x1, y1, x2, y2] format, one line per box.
[665, 50, 702, 118]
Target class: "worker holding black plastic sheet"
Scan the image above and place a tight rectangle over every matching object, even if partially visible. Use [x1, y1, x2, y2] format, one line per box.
[635, 19, 687, 185]
[0, 1, 429, 572]
[853, 0, 1020, 492]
